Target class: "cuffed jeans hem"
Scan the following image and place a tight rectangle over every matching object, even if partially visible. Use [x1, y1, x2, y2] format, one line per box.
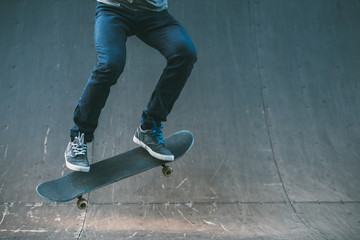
[70, 126, 94, 143]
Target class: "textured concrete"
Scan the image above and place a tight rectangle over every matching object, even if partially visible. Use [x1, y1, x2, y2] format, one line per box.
[0, 0, 360, 239]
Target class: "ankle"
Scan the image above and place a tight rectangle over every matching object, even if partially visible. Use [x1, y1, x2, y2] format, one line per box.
[141, 124, 153, 131]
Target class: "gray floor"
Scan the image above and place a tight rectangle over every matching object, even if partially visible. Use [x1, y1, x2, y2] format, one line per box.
[0, 0, 359, 239]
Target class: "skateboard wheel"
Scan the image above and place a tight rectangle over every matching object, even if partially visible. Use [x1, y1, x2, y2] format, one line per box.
[77, 197, 88, 210]
[162, 166, 173, 177]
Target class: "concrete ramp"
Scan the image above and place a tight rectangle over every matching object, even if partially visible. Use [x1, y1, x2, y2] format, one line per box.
[0, 0, 359, 239]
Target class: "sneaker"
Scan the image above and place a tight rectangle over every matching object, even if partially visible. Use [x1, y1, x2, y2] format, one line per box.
[64, 133, 90, 172]
[133, 124, 174, 161]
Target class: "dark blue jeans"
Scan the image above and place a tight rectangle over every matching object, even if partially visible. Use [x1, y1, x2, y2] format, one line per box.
[70, 3, 197, 142]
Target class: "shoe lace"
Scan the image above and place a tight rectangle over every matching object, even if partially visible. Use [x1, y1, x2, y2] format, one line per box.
[72, 133, 87, 156]
[150, 124, 165, 144]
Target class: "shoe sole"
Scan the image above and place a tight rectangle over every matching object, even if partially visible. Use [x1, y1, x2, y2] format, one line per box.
[64, 152, 90, 172]
[133, 135, 174, 161]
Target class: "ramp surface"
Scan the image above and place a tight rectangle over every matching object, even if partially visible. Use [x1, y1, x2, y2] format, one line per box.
[0, 0, 359, 239]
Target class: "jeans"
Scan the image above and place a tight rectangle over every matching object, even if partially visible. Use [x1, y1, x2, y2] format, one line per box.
[70, 3, 197, 142]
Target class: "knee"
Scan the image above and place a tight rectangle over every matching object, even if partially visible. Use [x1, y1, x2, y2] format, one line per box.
[168, 41, 197, 66]
[93, 53, 125, 85]
[183, 44, 197, 65]
[98, 55, 125, 81]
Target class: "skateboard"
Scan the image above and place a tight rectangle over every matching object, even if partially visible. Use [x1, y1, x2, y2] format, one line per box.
[36, 130, 194, 210]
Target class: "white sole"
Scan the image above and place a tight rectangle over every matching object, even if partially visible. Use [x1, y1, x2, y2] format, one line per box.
[64, 152, 90, 172]
[133, 135, 174, 161]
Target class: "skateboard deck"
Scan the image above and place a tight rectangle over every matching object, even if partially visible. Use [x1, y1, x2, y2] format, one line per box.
[36, 130, 193, 209]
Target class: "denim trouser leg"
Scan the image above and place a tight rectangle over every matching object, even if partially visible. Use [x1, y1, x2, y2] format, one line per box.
[70, 3, 197, 142]
[137, 11, 197, 128]
[70, 4, 131, 142]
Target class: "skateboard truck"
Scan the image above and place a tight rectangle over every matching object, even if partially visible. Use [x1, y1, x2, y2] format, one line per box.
[77, 196, 88, 210]
[161, 164, 173, 177]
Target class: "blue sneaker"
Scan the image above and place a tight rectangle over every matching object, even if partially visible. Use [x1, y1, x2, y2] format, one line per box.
[64, 133, 90, 172]
[133, 124, 174, 161]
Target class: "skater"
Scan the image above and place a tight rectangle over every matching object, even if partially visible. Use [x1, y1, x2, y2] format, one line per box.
[64, 0, 197, 172]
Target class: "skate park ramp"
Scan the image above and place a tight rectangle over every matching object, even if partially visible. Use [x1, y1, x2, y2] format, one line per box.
[1, 0, 360, 239]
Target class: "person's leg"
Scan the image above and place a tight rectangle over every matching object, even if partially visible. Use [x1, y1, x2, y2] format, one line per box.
[70, 3, 134, 143]
[135, 10, 197, 129]
[133, 10, 197, 161]
[66, 3, 134, 171]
